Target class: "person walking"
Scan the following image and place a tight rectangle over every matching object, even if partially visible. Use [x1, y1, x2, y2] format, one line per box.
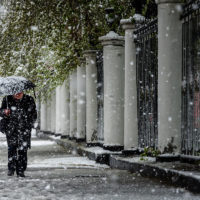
[0, 92, 37, 177]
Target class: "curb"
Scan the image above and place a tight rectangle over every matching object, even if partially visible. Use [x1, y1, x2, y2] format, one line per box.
[110, 155, 200, 193]
[57, 139, 111, 164]
[39, 132, 200, 194]
[38, 133, 119, 165]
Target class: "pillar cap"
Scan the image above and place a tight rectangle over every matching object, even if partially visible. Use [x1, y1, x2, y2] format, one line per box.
[156, 0, 183, 4]
[120, 14, 145, 30]
[83, 50, 97, 57]
[99, 31, 124, 46]
[120, 18, 135, 30]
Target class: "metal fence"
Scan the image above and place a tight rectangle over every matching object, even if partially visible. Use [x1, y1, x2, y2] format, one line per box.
[96, 51, 104, 144]
[134, 19, 158, 149]
[181, 0, 200, 155]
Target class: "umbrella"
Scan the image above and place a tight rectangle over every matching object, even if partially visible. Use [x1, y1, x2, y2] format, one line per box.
[0, 76, 35, 96]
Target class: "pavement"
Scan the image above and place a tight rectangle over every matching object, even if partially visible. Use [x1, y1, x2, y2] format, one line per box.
[0, 132, 199, 199]
[38, 132, 200, 195]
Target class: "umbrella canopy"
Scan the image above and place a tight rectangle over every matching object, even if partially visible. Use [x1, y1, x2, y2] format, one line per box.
[0, 76, 35, 96]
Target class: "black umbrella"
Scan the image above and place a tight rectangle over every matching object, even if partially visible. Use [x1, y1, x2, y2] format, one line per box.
[0, 76, 35, 96]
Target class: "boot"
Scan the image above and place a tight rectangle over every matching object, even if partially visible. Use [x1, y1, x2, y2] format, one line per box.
[7, 170, 14, 176]
[17, 172, 25, 178]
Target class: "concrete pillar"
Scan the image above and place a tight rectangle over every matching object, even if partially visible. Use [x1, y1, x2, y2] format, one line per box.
[99, 31, 125, 151]
[60, 79, 70, 138]
[50, 90, 56, 133]
[36, 98, 40, 130]
[70, 69, 77, 139]
[120, 15, 144, 150]
[77, 58, 86, 142]
[40, 101, 47, 131]
[55, 86, 62, 135]
[84, 50, 98, 145]
[157, 0, 183, 153]
[46, 98, 52, 133]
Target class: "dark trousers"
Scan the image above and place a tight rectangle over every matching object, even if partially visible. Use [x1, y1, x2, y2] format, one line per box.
[8, 145, 27, 173]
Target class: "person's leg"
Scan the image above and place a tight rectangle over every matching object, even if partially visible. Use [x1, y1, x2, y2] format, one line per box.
[16, 149, 27, 177]
[7, 145, 17, 175]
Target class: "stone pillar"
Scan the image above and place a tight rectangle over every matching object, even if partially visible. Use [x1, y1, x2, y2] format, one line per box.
[157, 0, 183, 153]
[46, 98, 51, 133]
[36, 98, 40, 130]
[60, 79, 70, 138]
[50, 90, 56, 134]
[55, 86, 62, 135]
[40, 101, 47, 131]
[120, 15, 144, 150]
[77, 58, 86, 142]
[84, 50, 98, 145]
[70, 69, 77, 139]
[99, 31, 125, 151]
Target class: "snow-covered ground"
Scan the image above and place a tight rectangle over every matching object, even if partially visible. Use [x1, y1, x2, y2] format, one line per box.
[29, 156, 110, 169]
[0, 133, 198, 200]
[0, 132, 109, 170]
[0, 138, 56, 148]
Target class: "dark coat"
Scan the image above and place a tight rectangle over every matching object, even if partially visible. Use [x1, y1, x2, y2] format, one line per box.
[0, 94, 37, 149]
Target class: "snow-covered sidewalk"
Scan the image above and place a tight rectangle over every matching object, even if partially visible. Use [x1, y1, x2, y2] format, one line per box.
[0, 132, 109, 170]
[0, 133, 199, 200]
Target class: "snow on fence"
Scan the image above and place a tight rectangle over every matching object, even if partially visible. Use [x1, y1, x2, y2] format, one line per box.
[134, 19, 158, 149]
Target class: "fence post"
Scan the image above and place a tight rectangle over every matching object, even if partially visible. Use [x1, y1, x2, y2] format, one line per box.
[99, 31, 125, 151]
[36, 99, 41, 131]
[55, 86, 62, 135]
[40, 101, 47, 132]
[156, 0, 183, 153]
[50, 90, 56, 134]
[96, 51, 104, 145]
[60, 79, 70, 138]
[84, 50, 98, 146]
[120, 15, 144, 150]
[69, 69, 77, 139]
[77, 58, 86, 142]
[46, 98, 51, 133]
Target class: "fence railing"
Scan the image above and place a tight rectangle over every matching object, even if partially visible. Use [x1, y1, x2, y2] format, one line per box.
[96, 50, 104, 144]
[181, 0, 200, 155]
[134, 19, 158, 149]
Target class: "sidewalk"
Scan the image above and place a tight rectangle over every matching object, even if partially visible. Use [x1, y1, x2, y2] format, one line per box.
[38, 132, 200, 194]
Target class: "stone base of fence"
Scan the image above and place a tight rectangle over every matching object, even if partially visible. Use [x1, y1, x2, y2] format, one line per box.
[68, 136, 76, 140]
[103, 145, 124, 152]
[76, 138, 86, 143]
[61, 135, 69, 139]
[86, 143, 99, 147]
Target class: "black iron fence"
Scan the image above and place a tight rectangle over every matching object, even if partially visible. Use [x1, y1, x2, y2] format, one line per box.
[181, 0, 200, 155]
[96, 51, 104, 144]
[134, 19, 158, 149]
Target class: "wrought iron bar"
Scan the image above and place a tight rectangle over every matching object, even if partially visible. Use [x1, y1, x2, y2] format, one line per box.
[181, 1, 200, 155]
[181, 0, 200, 19]
[135, 19, 158, 149]
[96, 51, 104, 144]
